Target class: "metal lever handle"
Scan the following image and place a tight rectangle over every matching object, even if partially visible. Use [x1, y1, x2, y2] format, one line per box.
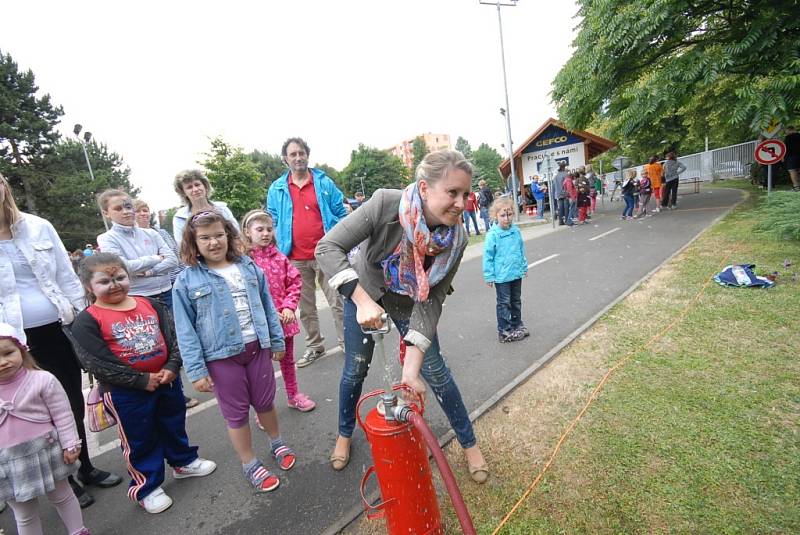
[360, 313, 391, 335]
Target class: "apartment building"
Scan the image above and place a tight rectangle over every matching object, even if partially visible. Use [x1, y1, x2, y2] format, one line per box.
[388, 133, 452, 168]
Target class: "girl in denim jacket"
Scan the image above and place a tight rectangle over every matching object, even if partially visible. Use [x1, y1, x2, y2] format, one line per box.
[483, 196, 529, 343]
[172, 211, 295, 494]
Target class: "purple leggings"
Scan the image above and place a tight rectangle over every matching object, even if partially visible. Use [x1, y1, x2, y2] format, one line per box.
[207, 341, 276, 428]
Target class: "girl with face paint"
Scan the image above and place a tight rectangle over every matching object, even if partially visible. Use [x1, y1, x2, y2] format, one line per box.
[95, 190, 178, 309]
[68, 253, 216, 514]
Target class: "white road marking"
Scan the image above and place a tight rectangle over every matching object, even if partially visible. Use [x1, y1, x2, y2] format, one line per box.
[528, 254, 559, 269]
[589, 227, 621, 241]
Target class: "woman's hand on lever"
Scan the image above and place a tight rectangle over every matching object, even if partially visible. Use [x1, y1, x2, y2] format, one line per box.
[401, 344, 426, 404]
[351, 285, 386, 330]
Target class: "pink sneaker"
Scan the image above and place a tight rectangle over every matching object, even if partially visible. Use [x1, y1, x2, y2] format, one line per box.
[287, 393, 316, 412]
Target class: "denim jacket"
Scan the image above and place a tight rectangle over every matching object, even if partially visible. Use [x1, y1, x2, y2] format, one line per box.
[0, 213, 85, 343]
[171, 255, 285, 382]
[265, 168, 348, 257]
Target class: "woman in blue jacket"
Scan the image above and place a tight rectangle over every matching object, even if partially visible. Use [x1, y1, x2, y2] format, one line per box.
[483, 196, 529, 343]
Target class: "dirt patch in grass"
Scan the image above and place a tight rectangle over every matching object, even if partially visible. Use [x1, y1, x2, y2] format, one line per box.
[344, 186, 800, 534]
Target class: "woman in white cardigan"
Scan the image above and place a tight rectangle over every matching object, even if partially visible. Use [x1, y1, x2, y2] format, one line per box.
[0, 173, 122, 508]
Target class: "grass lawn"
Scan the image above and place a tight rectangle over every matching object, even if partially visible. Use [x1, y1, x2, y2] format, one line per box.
[347, 182, 800, 534]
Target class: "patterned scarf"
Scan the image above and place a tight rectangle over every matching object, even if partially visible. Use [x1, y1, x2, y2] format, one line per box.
[382, 182, 465, 302]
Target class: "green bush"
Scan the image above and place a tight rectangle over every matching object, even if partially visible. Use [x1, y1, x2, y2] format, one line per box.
[752, 192, 800, 241]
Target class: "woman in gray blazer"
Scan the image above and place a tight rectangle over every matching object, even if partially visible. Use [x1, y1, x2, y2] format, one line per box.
[316, 150, 488, 483]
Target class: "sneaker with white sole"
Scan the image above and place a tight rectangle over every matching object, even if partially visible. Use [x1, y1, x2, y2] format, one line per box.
[140, 487, 173, 514]
[173, 458, 217, 479]
[296, 348, 324, 368]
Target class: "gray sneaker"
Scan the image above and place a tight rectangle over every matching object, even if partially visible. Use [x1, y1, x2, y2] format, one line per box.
[297, 348, 325, 368]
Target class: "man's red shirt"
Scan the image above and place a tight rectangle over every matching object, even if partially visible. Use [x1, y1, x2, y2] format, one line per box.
[288, 173, 325, 261]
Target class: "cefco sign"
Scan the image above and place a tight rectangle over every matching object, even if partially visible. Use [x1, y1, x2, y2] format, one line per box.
[534, 135, 568, 147]
[522, 125, 587, 181]
[754, 139, 786, 165]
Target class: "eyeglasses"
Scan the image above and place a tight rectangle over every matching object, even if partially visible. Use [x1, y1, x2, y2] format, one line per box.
[196, 233, 226, 244]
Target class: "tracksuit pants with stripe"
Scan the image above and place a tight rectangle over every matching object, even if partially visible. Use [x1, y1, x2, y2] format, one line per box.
[105, 378, 198, 501]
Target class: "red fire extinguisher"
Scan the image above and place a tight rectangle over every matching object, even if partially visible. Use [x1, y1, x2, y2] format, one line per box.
[357, 387, 442, 534]
[357, 318, 476, 535]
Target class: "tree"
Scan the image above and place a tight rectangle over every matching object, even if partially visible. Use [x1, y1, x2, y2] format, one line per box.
[32, 139, 139, 250]
[0, 49, 63, 213]
[411, 136, 428, 169]
[552, 0, 800, 155]
[455, 136, 473, 160]
[201, 137, 263, 219]
[314, 163, 345, 191]
[472, 143, 504, 191]
[340, 144, 409, 197]
[248, 149, 285, 190]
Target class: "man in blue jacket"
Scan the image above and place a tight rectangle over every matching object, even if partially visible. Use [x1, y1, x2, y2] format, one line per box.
[266, 137, 348, 367]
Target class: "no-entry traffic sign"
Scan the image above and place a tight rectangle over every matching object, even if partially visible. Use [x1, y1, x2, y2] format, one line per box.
[755, 139, 786, 165]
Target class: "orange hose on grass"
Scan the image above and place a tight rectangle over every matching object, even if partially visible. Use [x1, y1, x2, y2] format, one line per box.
[491, 248, 736, 534]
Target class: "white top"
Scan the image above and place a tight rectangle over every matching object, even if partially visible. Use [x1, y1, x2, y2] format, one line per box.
[0, 241, 59, 328]
[211, 264, 257, 343]
[0, 213, 86, 344]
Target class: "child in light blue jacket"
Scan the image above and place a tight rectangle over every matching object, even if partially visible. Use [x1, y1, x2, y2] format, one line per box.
[483, 196, 529, 343]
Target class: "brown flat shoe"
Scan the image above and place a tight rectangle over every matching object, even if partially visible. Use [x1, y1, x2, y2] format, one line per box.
[330, 450, 350, 471]
[468, 462, 489, 484]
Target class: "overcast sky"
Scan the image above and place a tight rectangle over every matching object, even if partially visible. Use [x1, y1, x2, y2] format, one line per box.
[4, 0, 578, 210]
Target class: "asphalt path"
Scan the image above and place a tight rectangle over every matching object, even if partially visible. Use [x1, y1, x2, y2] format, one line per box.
[0, 187, 743, 535]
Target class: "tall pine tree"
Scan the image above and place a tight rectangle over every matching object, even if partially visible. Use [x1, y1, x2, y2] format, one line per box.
[0, 50, 63, 213]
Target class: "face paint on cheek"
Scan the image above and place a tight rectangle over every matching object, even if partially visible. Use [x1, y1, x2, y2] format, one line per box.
[121, 200, 134, 211]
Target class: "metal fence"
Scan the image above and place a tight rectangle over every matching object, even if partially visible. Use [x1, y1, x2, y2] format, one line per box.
[627, 140, 757, 182]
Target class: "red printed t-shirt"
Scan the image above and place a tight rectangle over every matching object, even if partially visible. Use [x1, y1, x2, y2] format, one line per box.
[86, 297, 168, 373]
[288, 174, 325, 260]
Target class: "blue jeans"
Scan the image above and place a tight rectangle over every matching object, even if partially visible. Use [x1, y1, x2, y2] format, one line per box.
[557, 198, 569, 224]
[567, 200, 577, 225]
[479, 207, 491, 230]
[495, 278, 523, 333]
[535, 197, 545, 218]
[463, 211, 480, 235]
[338, 298, 476, 448]
[623, 192, 635, 217]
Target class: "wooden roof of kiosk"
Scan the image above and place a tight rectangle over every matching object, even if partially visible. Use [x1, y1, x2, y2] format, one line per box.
[498, 117, 616, 180]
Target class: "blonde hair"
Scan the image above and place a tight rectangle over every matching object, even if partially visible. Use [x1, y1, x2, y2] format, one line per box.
[489, 195, 515, 220]
[240, 209, 274, 250]
[132, 199, 149, 211]
[96, 189, 130, 212]
[625, 169, 637, 180]
[415, 150, 473, 185]
[173, 169, 213, 207]
[0, 172, 21, 226]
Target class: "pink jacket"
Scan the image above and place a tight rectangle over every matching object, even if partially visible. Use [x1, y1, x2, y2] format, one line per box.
[250, 244, 302, 338]
[0, 368, 81, 449]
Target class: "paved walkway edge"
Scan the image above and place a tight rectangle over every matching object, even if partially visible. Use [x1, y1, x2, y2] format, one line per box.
[324, 190, 746, 535]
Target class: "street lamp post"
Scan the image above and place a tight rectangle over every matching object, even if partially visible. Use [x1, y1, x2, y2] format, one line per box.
[74, 124, 108, 230]
[541, 154, 557, 228]
[481, 0, 520, 220]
